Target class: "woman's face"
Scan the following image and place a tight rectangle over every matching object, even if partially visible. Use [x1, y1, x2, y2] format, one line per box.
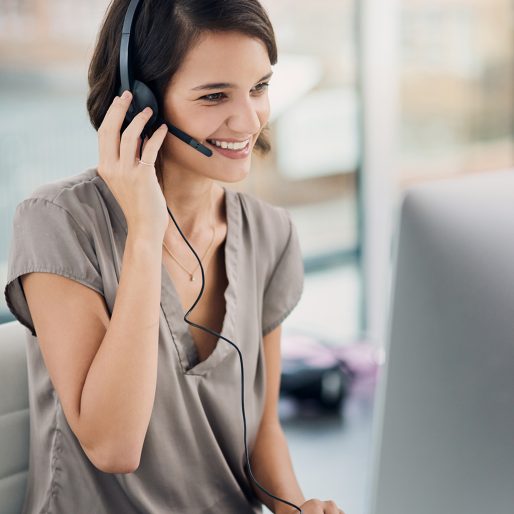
[159, 30, 272, 184]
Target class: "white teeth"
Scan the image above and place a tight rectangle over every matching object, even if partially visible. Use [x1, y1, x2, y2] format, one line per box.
[208, 139, 249, 150]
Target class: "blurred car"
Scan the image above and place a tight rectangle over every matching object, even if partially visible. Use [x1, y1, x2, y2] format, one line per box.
[280, 331, 382, 413]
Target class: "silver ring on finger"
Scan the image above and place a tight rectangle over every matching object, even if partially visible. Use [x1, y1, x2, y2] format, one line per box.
[139, 159, 154, 166]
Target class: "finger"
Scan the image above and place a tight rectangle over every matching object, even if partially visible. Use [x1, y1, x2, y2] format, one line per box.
[135, 123, 161, 159]
[139, 123, 168, 166]
[323, 500, 340, 514]
[135, 132, 145, 161]
[98, 92, 133, 163]
[119, 106, 155, 166]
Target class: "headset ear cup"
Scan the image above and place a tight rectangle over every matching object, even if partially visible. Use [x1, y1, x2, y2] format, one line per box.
[132, 80, 160, 134]
[119, 80, 160, 135]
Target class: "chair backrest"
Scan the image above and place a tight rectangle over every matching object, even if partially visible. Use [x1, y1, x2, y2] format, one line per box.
[0, 321, 29, 514]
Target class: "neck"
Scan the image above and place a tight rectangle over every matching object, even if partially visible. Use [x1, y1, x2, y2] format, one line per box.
[158, 167, 222, 240]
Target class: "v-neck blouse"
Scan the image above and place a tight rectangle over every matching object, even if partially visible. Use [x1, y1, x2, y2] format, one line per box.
[3, 167, 304, 514]
[161, 181, 238, 376]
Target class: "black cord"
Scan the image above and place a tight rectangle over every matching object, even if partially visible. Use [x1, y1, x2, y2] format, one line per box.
[139, 132, 302, 512]
[161, 185, 303, 513]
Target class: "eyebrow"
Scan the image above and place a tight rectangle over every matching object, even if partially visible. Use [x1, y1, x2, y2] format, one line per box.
[191, 70, 273, 91]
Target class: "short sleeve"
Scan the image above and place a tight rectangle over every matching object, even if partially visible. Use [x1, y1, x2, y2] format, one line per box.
[261, 213, 304, 336]
[3, 198, 103, 337]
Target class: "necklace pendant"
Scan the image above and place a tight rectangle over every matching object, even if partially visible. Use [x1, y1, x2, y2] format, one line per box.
[190, 275, 195, 282]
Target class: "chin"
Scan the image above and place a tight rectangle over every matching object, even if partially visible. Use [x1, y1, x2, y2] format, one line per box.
[211, 165, 251, 184]
[165, 143, 253, 183]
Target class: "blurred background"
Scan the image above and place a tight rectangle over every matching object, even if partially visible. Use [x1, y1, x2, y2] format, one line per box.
[0, 1, 512, 513]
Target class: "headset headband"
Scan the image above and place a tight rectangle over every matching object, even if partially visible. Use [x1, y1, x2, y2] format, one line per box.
[119, 0, 143, 95]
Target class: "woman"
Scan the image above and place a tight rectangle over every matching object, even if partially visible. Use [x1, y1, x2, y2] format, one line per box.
[4, 0, 345, 512]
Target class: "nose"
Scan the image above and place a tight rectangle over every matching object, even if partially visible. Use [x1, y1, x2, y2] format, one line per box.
[226, 95, 264, 136]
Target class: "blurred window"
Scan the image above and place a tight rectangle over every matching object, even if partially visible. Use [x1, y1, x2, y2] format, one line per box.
[398, 0, 514, 191]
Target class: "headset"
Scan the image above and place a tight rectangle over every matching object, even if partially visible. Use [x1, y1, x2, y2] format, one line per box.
[118, 0, 303, 512]
[119, 0, 212, 156]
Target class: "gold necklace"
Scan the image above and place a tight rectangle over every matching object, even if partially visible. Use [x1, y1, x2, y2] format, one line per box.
[162, 224, 216, 282]
[161, 189, 217, 282]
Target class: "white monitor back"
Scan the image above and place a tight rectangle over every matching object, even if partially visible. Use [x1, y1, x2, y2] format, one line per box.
[369, 169, 514, 514]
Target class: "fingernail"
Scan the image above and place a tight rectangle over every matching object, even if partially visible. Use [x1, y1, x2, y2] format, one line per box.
[121, 90, 131, 100]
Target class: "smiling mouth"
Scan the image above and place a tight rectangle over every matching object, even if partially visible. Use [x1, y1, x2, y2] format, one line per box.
[206, 139, 251, 151]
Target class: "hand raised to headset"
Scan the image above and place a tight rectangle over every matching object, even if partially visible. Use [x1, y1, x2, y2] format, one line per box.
[97, 90, 169, 242]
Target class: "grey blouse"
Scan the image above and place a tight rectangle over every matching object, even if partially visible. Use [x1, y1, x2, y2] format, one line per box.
[3, 167, 304, 514]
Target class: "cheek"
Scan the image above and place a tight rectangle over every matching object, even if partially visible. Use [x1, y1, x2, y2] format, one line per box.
[256, 97, 270, 125]
[168, 104, 226, 138]
[165, 96, 271, 138]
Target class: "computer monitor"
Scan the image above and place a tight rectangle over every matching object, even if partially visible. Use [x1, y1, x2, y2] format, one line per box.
[369, 169, 514, 514]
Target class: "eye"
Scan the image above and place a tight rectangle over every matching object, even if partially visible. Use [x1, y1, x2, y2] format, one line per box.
[254, 81, 270, 93]
[201, 92, 226, 103]
[200, 81, 271, 103]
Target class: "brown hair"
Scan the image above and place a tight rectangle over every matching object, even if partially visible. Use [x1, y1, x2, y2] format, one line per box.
[87, 0, 278, 178]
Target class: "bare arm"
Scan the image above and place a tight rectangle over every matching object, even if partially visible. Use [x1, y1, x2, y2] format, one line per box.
[22, 232, 163, 474]
[250, 325, 305, 512]
[250, 325, 345, 514]
[78, 233, 162, 472]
